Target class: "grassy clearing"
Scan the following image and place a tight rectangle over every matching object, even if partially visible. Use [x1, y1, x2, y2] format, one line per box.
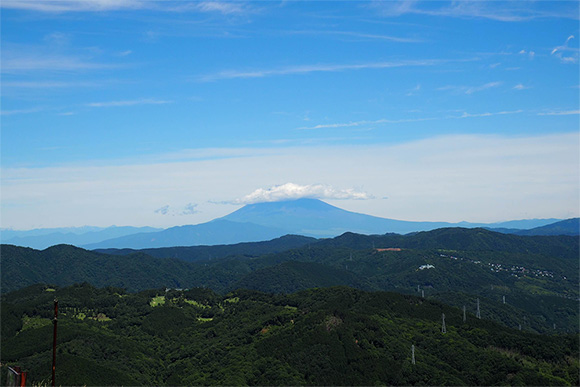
[184, 299, 209, 308]
[21, 315, 52, 331]
[150, 295, 166, 307]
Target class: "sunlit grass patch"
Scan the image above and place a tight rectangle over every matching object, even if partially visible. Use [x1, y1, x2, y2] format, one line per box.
[150, 295, 166, 307]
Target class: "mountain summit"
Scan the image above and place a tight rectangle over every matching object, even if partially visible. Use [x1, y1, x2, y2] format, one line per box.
[220, 198, 456, 236]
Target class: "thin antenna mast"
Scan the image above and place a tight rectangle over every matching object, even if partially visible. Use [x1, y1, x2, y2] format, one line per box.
[476, 298, 481, 319]
[441, 313, 447, 334]
[502, 295, 506, 304]
[52, 298, 58, 387]
[463, 305, 466, 322]
[411, 345, 416, 365]
[421, 290, 424, 298]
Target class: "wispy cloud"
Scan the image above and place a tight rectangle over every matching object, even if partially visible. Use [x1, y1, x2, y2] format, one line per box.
[298, 110, 524, 130]
[406, 84, 421, 96]
[438, 81, 502, 95]
[154, 205, 169, 215]
[2, 81, 98, 89]
[233, 183, 374, 204]
[2, 0, 150, 12]
[460, 110, 523, 118]
[297, 117, 436, 130]
[180, 1, 251, 15]
[287, 29, 422, 43]
[370, 0, 578, 22]
[465, 81, 502, 94]
[538, 110, 580, 116]
[198, 59, 444, 81]
[0, 108, 44, 116]
[86, 98, 172, 108]
[154, 203, 199, 216]
[513, 84, 530, 90]
[551, 35, 579, 64]
[518, 49, 535, 59]
[2, 0, 253, 15]
[1, 50, 117, 73]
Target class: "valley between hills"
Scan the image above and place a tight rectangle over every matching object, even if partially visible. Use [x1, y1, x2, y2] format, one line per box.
[1, 200, 579, 385]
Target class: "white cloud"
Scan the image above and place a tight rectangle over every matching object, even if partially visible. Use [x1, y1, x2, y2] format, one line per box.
[437, 81, 502, 95]
[1, 0, 150, 12]
[1, 51, 116, 73]
[0, 107, 44, 116]
[513, 84, 530, 90]
[2, 81, 98, 88]
[234, 183, 374, 204]
[86, 98, 172, 107]
[551, 35, 579, 64]
[460, 110, 523, 118]
[370, 0, 578, 22]
[538, 110, 580, 116]
[297, 110, 523, 130]
[288, 30, 422, 44]
[465, 81, 502, 94]
[2, 0, 253, 14]
[155, 203, 199, 216]
[190, 1, 249, 15]
[2, 132, 578, 229]
[154, 205, 169, 215]
[181, 203, 199, 215]
[197, 59, 443, 82]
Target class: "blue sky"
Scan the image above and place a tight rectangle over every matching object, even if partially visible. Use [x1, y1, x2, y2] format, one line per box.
[1, 0, 579, 229]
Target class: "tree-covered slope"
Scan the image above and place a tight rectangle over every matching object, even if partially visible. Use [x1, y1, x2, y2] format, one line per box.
[317, 228, 579, 260]
[0, 244, 201, 293]
[1, 285, 578, 386]
[514, 218, 580, 236]
[94, 234, 317, 262]
[3, 228, 578, 333]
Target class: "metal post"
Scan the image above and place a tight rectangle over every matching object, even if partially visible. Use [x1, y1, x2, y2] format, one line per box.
[411, 345, 416, 365]
[52, 299, 58, 387]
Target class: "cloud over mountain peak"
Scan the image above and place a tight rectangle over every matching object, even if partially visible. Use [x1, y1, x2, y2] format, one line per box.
[234, 183, 373, 204]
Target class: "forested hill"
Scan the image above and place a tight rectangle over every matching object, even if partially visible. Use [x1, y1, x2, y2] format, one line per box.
[317, 228, 579, 259]
[94, 234, 317, 262]
[1, 284, 578, 386]
[0, 244, 201, 294]
[94, 227, 580, 261]
[2, 227, 578, 333]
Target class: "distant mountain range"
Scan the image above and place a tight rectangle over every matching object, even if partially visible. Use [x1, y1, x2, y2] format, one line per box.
[0, 226, 161, 250]
[2, 227, 578, 334]
[2, 198, 576, 249]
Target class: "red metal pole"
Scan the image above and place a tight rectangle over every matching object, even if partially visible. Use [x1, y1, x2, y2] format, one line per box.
[52, 299, 58, 387]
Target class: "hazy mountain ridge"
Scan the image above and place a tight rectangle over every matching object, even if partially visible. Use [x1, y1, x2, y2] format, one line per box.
[0, 226, 161, 250]
[83, 219, 288, 249]
[3, 199, 571, 250]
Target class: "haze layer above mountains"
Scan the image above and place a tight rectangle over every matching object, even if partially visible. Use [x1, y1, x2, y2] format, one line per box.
[1, 199, 576, 250]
